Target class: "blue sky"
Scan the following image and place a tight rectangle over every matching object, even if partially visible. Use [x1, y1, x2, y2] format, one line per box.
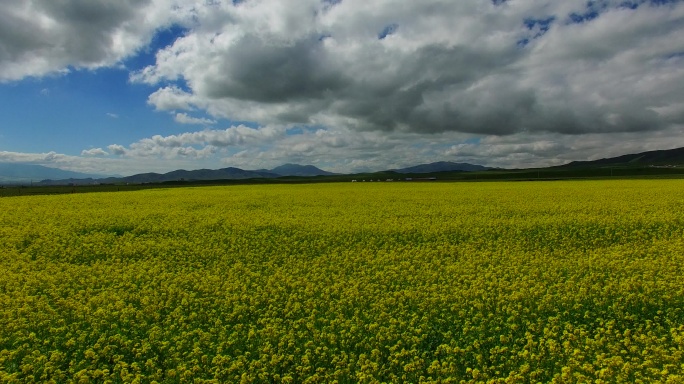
[2, 67, 157, 153]
[1, 0, 683, 176]
[0, 24, 204, 157]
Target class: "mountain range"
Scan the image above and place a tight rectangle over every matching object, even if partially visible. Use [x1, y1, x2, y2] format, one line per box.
[392, 161, 490, 173]
[556, 147, 684, 168]
[3, 146, 684, 185]
[17, 161, 488, 185]
[32, 163, 339, 185]
[261, 163, 338, 177]
[0, 163, 108, 184]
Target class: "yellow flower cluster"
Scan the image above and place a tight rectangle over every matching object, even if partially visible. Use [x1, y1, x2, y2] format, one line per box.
[1, 180, 683, 383]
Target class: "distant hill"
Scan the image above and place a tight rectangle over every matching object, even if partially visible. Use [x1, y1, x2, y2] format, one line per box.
[111, 164, 335, 183]
[557, 147, 684, 168]
[36, 164, 338, 185]
[268, 164, 337, 177]
[38, 167, 280, 185]
[0, 163, 107, 184]
[35, 162, 494, 186]
[120, 167, 279, 183]
[392, 161, 490, 173]
[33, 146, 684, 187]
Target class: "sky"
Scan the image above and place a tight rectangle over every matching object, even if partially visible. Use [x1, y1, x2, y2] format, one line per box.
[1, 0, 683, 176]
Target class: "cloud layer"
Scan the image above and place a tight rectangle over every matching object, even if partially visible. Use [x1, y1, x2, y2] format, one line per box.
[0, 0, 186, 81]
[2, 0, 684, 173]
[131, 0, 684, 138]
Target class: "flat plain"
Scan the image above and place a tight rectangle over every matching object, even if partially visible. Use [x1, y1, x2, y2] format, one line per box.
[1, 180, 683, 383]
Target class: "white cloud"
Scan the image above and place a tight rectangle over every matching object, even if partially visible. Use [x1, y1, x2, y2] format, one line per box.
[127, 0, 684, 140]
[0, 150, 64, 164]
[81, 148, 109, 157]
[107, 144, 127, 156]
[174, 113, 216, 125]
[0, 150, 119, 175]
[7, 122, 684, 178]
[0, 148, 223, 176]
[106, 113, 119, 119]
[120, 125, 286, 157]
[147, 86, 196, 111]
[443, 124, 684, 169]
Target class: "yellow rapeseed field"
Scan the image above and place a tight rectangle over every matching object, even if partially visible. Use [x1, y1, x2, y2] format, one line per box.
[1, 180, 683, 383]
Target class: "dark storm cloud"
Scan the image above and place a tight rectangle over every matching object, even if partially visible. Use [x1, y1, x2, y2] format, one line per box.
[39, 0, 144, 62]
[0, 7, 51, 62]
[200, 34, 348, 103]
[330, 44, 525, 134]
[0, 0, 173, 81]
[132, 0, 684, 137]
